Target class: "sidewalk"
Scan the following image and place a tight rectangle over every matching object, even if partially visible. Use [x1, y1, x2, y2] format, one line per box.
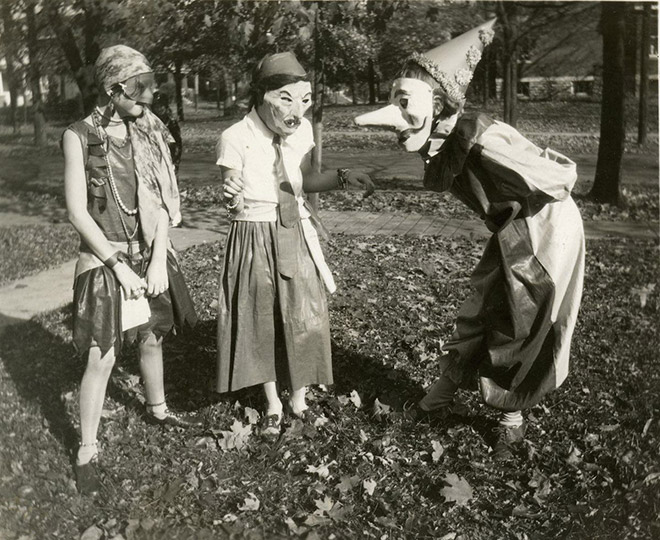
[1, 207, 657, 330]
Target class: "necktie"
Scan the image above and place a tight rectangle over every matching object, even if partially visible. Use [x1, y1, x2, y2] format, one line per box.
[273, 135, 300, 228]
[272, 135, 299, 278]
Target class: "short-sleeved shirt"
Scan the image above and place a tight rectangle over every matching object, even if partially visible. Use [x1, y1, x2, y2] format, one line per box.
[215, 108, 314, 222]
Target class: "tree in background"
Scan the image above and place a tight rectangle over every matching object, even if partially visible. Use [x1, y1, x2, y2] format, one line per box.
[590, 1, 627, 206]
[0, 0, 21, 132]
[44, 0, 113, 116]
[25, 0, 46, 146]
[637, 2, 652, 146]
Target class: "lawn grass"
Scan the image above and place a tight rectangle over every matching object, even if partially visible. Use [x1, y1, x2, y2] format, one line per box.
[0, 234, 657, 539]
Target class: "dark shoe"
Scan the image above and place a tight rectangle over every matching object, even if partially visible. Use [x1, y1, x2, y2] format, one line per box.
[402, 401, 468, 423]
[259, 413, 282, 439]
[75, 457, 102, 496]
[491, 422, 526, 460]
[145, 408, 202, 429]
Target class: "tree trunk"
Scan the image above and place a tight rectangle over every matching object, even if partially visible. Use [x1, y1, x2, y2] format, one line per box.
[174, 59, 184, 122]
[310, 5, 324, 213]
[367, 58, 376, 104]
[45, 2, 96, 115]
[482, 47, 490, 106]
[351, 74, 357, 105]
[624, 5, 639, 96]
[1, 0, 19, 133]
[591, 2, 626, 205]
[222, 68, 234, 116]
[26, 2, 46, 147]
[194, 74, 199, 111]
[637, 3, 650, 145]
[499, 1, 518, 127]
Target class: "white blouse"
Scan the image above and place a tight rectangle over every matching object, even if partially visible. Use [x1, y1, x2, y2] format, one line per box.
[216, 108, 314, 222]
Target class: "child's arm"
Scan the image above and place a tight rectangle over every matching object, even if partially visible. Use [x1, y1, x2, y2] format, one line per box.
[63, 129, 146, 298]
[300, 151, 374, 196]
[221, 166, 244, 215]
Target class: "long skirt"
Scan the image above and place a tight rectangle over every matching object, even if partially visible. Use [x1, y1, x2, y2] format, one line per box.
[216, 220, 333, 393]
[72, 248, 197, 357]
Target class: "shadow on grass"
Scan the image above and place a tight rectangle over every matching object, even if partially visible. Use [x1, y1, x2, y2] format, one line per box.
[0, 313, 222, 464]
[0, 315, 80, 460]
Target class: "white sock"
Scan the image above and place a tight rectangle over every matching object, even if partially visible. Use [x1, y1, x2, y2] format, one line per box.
[499, 410, 524, 427]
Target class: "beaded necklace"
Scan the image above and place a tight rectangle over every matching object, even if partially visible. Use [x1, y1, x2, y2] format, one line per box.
[90, 109, 140, 254]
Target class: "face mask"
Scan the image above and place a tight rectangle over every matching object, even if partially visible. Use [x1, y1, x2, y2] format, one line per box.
[112, 72, 157, 105]
[256, 81, 313, 138]
[388, 78, 435, 152]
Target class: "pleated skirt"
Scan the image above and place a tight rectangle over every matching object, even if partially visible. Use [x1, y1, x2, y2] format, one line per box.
[216, 220, 333, 393]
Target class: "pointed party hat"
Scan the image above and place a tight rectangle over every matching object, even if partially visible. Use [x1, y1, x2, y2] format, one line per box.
[408, 18, 496, 102]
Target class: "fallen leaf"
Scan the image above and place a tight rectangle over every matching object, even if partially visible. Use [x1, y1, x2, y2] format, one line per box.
[218, 420, 252, 451]
[363, 478, 377, 496]
[238, 492, 260, 511]
[372, 398, 391, 419]
[80, 525, 103, 540]
[349, 390, 362, 408]
[284, 517, 308, 536]
[306, 461, 335, 479]
[243, 407, 260, 425]
[440, 473, 473, 506]
[565, 446, 582, 465]
[431, 440, 445, 463]
[337, 475, 360, 493]
[314, 496, 335, 515]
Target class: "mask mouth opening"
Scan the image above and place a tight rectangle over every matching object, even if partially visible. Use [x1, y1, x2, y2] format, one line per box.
[283, 118, 301, 129]
[398, 117, 429, 144]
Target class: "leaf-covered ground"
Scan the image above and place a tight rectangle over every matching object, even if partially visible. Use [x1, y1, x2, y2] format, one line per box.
[0, 224, 79, 286]
[0, 234, 658, 539]
[181, 183, 659, 224]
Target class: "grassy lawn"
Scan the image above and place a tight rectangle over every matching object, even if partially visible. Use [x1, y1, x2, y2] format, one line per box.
[0, 234, 658, 539]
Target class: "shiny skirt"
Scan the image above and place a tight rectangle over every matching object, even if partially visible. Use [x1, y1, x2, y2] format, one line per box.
[72, 248, 197, 356]
[216, 220, 333, 393]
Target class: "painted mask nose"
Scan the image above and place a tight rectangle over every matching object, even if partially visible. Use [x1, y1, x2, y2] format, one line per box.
[354, 104, 409, 131]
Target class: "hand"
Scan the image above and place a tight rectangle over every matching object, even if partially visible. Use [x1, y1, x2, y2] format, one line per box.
[223, 174, 245, 214]
[145, 258, 169, 297]
[114, 262, 147, 299]
[347, 171, 375, 197]
[223, 174, 244, 200]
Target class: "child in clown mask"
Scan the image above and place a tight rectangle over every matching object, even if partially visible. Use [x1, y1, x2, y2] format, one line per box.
[216, 52, 374, 439]
[356, 20, 585, 460]
[62, 45, 198, 495]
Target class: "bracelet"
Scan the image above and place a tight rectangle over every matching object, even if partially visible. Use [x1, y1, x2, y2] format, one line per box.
[226, 197, 240, 210]
[103, 252, 121, 269]
[337, 168, 350, 189]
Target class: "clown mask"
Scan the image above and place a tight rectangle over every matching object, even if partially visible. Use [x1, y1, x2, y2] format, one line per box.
[257, 81, 312, 138]
[355, 78, 435, 152]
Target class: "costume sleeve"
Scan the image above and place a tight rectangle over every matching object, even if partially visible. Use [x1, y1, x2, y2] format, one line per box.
[477, 122, 577, 202]
[423, 113, 494, 192]
[299, 118, 315, 155]
[215, 128, 244, 171]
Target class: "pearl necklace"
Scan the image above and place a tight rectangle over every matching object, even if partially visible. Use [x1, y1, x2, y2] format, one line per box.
[94, 106, 124, 125]
[91, 112, 138, 217]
